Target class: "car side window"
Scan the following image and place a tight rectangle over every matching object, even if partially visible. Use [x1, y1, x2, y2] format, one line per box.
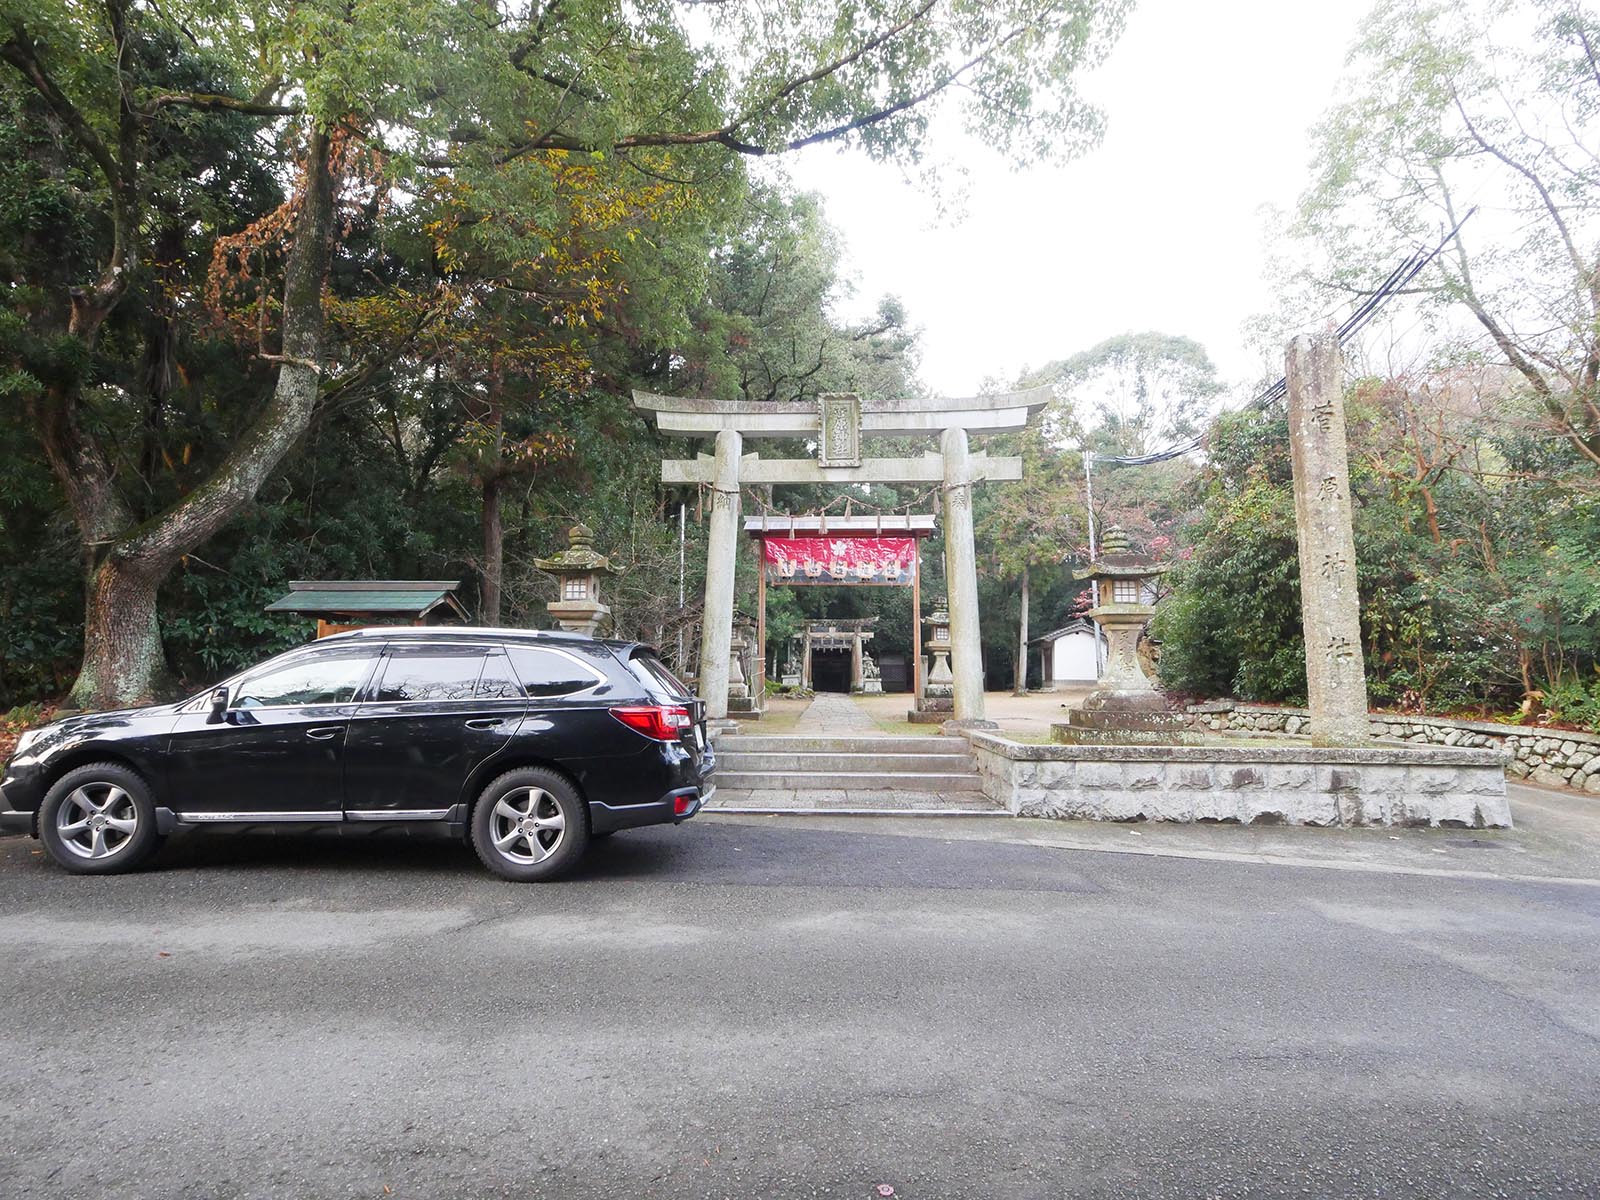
[475, 652, 524, 700]
[627, 651, 693, 701]
[506, 646, 601, 698]
[374, 649, 487, 703]
[233, 653, 373, 708]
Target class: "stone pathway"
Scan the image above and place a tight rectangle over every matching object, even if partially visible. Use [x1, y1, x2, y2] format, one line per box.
[794, 692, 878, 734]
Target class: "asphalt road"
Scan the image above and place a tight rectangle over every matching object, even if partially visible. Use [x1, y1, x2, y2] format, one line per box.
[2, 817, 1598, 1199]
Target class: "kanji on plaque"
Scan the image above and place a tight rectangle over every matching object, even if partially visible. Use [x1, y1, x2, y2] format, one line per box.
[762, 537, 916, 586]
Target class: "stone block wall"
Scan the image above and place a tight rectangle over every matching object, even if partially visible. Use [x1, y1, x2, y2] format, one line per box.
[969, 736, 1511, 829]
[1188, 701, 1600, 794]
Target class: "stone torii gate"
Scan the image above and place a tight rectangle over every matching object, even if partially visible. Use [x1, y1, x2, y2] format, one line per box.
[634, 388, 1050, 723]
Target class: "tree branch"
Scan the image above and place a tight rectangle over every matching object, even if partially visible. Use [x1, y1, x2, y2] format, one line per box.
[0, 23, 119, 192]
[427, 8, 1034, 168]
[1574, 18, 1600, 94]
[141, 91, 301, 117]
[1451, 85, 1598, 315]
[733, 0, 939, 127]
[4, 16, 139, 342]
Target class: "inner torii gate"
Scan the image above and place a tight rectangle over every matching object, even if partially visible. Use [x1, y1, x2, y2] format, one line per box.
[634, 388, 1050, 723]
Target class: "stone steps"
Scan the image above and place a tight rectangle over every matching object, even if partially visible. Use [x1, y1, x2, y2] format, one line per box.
[710, 733, 989, 804]
[715, 734, 971, 755]
[714, 751, 979, 775]
[703, 788, 1007, 816]
[715, 770, 986, 793]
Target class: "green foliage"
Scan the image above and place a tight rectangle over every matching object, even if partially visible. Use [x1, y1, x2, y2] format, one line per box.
[1156, 377, 1600, 717]
[1055, 331, 1222, 458]
[1541, 675, 1600, 734]
[668, 188, 921, 406]
[1151, 459, 1306, 702]
[1, 0, 1137, 706]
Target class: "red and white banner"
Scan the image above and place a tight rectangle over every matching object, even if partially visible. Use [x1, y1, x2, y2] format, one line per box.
[760, 537, 917, 586]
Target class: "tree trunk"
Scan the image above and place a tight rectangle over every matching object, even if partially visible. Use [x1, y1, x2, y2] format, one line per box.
[481, 474, 503, 625]
[64, 130, 337, 709]
[72, 558, 169, 710]
[478, 360, 506, 626]
[1014, 565, 1030, 696]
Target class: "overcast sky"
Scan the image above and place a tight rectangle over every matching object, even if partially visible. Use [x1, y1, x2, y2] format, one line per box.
[769, 0, 1371, 401]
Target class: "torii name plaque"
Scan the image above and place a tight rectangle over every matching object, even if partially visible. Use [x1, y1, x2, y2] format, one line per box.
[819, 393, 862, 468]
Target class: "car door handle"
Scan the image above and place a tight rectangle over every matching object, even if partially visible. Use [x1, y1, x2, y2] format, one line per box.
[465, 718, 506, 730]
[306, 726, 343, 740]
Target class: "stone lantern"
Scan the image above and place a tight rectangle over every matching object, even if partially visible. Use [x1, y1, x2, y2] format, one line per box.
[727, 614, 765, 718]
[533, 523, 617, 636]
[1057, 526, 1182, 742]
[909, 606, 956, 722]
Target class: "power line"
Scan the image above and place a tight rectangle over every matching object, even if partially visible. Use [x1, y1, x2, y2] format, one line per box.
[1084, 207, 1479, 470]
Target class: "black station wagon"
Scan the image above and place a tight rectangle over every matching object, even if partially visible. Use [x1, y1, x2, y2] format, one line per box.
[0, 628, 713, 881]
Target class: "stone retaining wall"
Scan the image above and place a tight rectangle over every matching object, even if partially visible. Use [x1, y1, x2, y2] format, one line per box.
[1188, 701, 1600, 794]
[968, 734, 1511, 828]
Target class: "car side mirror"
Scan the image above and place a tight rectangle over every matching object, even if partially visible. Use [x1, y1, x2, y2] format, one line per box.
[207, 686, 230, 724]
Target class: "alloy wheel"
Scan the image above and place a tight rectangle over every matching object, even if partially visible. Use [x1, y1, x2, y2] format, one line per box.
[489, 788, 567, 864]
[54, 783, 140, 861]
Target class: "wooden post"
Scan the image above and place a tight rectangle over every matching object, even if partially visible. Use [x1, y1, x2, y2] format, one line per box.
[912, 539, 923, 702]
[755, 541, 767, 698]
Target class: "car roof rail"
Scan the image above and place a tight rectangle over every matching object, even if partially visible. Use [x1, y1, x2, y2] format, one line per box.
[314, 625, 635, 649]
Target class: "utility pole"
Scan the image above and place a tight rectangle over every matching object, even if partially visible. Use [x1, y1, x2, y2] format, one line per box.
[676, 501, 686, 673]
[1083, 450, 1105, 677]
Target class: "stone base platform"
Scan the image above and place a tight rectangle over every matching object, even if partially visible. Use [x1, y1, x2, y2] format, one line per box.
[1053, 724, 1223, 746]
[908, 696, 953, 723]
[967, 734, 1511, 828]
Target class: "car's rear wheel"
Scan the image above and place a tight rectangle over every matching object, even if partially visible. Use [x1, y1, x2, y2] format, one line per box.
[38, 762, 162, 875]
[470, 767, 589, 882]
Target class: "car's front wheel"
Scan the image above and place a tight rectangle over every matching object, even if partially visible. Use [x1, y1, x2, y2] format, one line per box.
[470, 767, 589, 882]
[38, 762, 162, 875]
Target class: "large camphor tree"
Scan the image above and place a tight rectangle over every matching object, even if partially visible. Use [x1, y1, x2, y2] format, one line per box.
[1, 0, 1132, 710]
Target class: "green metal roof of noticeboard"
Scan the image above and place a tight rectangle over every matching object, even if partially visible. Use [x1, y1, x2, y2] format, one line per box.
[264, 580, 469, 620]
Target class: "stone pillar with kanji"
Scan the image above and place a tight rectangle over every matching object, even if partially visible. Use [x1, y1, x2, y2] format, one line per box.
[1287, 334, 1371, 746]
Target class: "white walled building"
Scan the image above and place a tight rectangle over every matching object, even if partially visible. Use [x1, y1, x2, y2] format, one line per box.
[1030, 619, 1101, 688]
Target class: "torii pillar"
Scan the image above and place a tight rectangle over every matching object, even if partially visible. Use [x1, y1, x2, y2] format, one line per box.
[942, 427, 990, 726]
[699, 429, 742, 720]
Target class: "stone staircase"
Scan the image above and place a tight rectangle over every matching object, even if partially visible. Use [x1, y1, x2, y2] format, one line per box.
[705, 733, 1006, 815]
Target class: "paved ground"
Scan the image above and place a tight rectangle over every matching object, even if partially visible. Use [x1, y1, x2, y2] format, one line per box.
[794, 692, 878, 733]
[758, 689, 1097, 738]
[4, 785, 1600, 1199]
[851, 688, 1097, 738]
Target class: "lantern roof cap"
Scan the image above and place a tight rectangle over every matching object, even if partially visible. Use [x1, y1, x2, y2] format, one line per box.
[1074, 526, 1171, 580]
[534, 523, 618, 575]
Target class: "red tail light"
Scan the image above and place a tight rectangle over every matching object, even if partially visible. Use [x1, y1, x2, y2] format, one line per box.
[610, 705, 693, 741]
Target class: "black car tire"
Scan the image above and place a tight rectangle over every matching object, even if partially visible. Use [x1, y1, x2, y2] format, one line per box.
[470, 767, 589, 882]
[38, 762, 163, 875]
